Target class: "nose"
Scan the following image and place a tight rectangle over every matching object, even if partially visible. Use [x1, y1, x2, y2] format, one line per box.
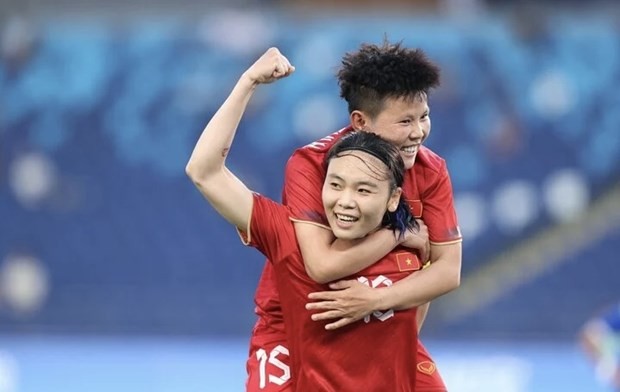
[409, 124, 425, 141]
[337, 190, 356, 209]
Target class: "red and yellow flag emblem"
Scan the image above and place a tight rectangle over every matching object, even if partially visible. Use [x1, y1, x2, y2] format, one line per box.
[396, 252, 421, 272]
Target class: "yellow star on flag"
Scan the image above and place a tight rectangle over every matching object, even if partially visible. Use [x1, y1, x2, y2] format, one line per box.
[396, 253, 421, 272]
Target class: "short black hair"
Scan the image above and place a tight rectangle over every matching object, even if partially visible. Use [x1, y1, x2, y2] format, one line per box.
[337, 40, 441, 117]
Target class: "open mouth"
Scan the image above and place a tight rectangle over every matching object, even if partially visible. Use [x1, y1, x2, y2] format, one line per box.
[335, 213, 359, 223]
[401, 144, 419, 154]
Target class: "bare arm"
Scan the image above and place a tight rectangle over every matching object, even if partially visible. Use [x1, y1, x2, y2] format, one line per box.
[296, 222, 423, 284]
[378, 242, 461, 311]
[305, 159, 461, 329]
[185, 48, 294, 229]
[284, 152, 428, 284]
[307, 241, 460, 329]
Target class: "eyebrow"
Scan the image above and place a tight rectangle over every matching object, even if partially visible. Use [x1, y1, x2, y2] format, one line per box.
[326, 173, 380, 189]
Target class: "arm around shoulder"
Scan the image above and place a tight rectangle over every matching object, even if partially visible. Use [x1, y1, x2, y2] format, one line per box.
[295, 222, 402, 284]
[282, 141, 403, 284]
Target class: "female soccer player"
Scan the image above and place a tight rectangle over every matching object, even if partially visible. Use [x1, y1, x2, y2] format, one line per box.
[187, 48, 426, 391]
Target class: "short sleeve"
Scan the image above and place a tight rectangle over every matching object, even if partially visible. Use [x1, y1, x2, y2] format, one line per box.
[238, 194, 298, 262]
[421, 161, 462, 244]
[282, 149, 329, 226]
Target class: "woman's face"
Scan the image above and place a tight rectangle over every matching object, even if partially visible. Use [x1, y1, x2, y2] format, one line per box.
[356, 95, 430, 170]
[322, 151, 401, 241]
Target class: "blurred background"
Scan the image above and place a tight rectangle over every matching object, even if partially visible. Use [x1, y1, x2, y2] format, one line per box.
[1, 0, 619, 390]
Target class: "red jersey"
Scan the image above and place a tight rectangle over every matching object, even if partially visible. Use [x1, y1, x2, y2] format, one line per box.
[284, 127, 461, 241]
[252, 126, 461, 333]
[247, 127, 460, 391]
[242, 194, 420, 391]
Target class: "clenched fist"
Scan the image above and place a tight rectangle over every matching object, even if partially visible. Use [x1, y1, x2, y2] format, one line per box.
[244, 47, 295, 84]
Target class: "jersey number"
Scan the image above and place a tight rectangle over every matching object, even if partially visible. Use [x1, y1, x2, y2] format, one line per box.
[256, 345, 290, 389]
[357, 275, 395, 323]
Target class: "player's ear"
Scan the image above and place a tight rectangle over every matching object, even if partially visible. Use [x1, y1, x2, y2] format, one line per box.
[350, 110, 367, 131]
[387, 187, 402, 212]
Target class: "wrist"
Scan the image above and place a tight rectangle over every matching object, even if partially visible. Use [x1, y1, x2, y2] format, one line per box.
[375, 286, 393, 311]
[239, 72, 259, 89]
[382, 228, 401, 246]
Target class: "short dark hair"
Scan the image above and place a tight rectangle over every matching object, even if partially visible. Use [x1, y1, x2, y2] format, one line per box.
[325, 131, 418, 238]
[337, 40, 441, 117]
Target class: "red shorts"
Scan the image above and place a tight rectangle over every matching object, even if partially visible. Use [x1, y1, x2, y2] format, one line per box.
[246, 326, 446, 392]
[246, 327, 293, 392]
[416, 341, 447, 392]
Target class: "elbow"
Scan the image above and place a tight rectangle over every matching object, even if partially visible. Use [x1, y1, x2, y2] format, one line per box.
[185, 161, 208, 187]
[449, 268, 461, 292]
[185, 161, 200, 182]
[452, 273, 461, 290]
[304, 264, 334, 285]
[306, 270, 333, 285]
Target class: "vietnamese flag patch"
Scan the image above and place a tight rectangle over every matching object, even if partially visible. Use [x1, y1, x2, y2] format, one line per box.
[396, 252, 421, 272]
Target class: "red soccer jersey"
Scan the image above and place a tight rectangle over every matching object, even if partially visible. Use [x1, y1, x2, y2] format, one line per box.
[248, 127, 461, 390]
[242, 194, 419, 392]
[251, 125, 461, 327]
[283, 126, 461, 242]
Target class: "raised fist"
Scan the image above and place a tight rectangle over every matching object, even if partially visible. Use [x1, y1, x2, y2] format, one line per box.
[244, 47, 295, 84]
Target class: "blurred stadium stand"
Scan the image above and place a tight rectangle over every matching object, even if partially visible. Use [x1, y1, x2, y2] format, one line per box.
[1, 0, 620, 364]
[1, 6, 619, 341]
[2, 3, 620, 391]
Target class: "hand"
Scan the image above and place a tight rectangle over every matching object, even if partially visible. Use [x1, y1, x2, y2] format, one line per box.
[400, 219, 429, 263]
[244, 47, 295, 84]
[305, 279, 381, 330]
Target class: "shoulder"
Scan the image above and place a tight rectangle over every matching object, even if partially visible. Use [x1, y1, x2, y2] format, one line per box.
[410, 146, 452, 196]
[252, 193, 291, 225]
[285, 127, 353, 174]
[292, 127, 352, 157]
[242, 195, 300, 264]
[414, 145, 447, 175]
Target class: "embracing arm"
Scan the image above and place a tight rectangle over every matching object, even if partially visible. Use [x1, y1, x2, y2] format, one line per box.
[285, 152, 428, 284]
[306, 242, 459, 330]
[306, 157, 461, 329]
[296, 222, 414, 284]
[377, 241, 461, 310]
[186, 48, 294, 229]
[376, 161, 463, 310]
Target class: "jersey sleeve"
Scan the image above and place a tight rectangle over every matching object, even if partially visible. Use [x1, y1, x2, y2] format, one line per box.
[422, 161, 462, 244]
[281, 149, 329, 226]
[237, 194, 297, 262]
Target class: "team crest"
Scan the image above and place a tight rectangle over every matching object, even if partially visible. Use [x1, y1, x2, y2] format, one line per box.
[417, 361, 436, 375]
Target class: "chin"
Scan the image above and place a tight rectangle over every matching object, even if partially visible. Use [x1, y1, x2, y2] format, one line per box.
[332, 228, 362, 241]
[333, 231, 354, 241]
[403, 157, 416, 170]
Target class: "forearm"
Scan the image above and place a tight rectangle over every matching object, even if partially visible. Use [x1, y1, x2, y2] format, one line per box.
[186, 74, 256, 182]
[377, 255, 460, 311]
[299, 225, 400, 283]
[326, 230, 402, 278]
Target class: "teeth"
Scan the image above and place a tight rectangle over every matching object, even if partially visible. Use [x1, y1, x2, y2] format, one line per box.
[336, 214, 357, 222]
[401, 145, 418, 153]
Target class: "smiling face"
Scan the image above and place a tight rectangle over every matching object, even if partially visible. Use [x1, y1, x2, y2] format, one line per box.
[322, 151, 401, 241]
[351, 95, 431, 170]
